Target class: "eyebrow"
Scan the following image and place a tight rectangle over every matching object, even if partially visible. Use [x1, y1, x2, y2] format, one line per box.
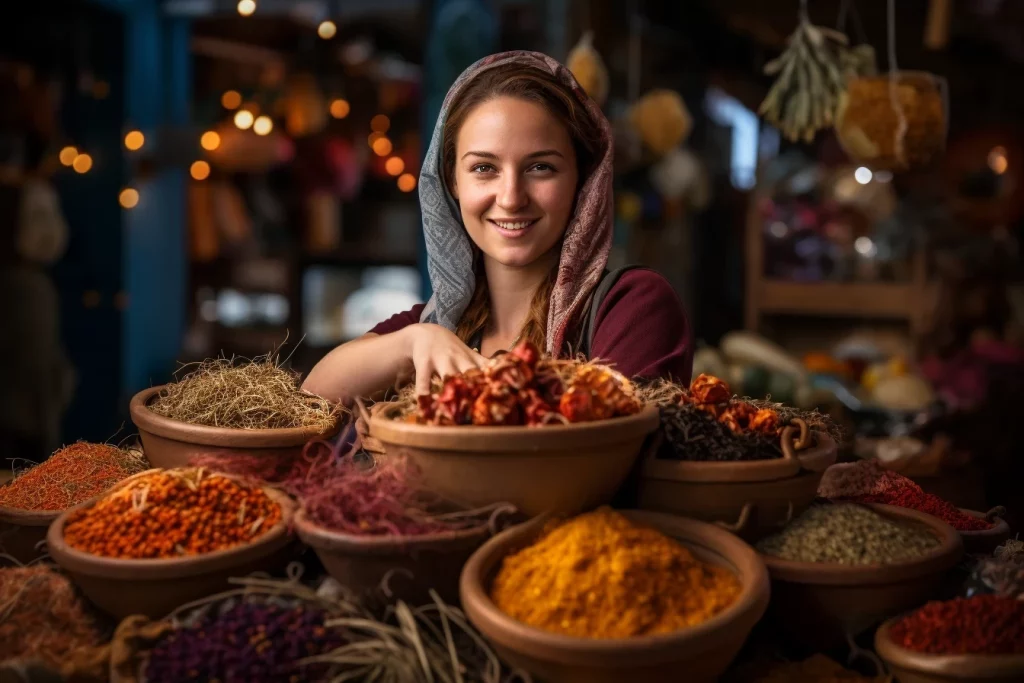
[461, 149, 565, 161]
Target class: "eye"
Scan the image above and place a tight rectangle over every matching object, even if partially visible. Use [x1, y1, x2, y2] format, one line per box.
[529, 163, 556, 173]
[470, 163, 496, 174]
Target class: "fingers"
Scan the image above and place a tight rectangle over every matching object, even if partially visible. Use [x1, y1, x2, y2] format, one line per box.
[414, 359, 434, 396]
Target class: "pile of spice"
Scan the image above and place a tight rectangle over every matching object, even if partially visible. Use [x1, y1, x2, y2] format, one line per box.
[410, 340, 641, 426]
[735, 654, 887, 683]
[819, 461, 993, 532]
[0, 565, 105, 669]
[62, 468, 282, 558]
[0, 442, 147, 511]
[490, 507, 741, 638]
[148, 353, 339, 430]
[757, 503, 940, 565]
[295, 451, 502, 537]
[888, 595, 1024, 655]
[641, 374, 838, 462]
[144, 599, 345, 683]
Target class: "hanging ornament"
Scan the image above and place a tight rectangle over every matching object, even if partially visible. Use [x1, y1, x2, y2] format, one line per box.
[627, 89, 692, 157]
[759, 0, 876, 144]
[284, 73, 327, 138]
[648, 147, 709, 209]
[835, 1, 946, 171]
[566, 31, 609, 107]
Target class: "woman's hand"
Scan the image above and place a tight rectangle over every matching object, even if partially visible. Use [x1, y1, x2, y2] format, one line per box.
[404, 323, 487, 395]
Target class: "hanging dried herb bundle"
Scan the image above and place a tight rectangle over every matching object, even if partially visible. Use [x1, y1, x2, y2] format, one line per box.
[759, 12, 876, 143]
[148, 352, 341, 431]
[639, 375, 840, 462]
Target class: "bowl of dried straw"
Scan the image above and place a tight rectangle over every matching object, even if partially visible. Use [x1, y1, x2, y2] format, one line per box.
[130, 354, 343, 469]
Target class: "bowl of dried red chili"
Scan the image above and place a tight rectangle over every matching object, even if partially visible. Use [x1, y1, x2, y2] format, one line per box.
[957, 508, 1011, 556]
[874, 595, 1024, 682]
[755, 503, 963, 650]
[46, 468, 298, 620]
[460, 509, 770, 683]
[130, 383, 343, 470]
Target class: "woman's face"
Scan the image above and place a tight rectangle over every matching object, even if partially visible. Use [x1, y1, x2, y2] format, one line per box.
[451, 96, 578, 269]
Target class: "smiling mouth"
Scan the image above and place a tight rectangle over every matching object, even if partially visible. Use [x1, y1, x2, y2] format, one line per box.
[488, 219, 539, 231]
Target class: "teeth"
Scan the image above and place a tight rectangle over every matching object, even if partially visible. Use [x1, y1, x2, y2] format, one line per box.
[493, 220, 534, 230]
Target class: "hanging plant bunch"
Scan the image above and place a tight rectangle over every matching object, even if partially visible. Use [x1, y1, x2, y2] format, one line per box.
[759, 17, 876, 143]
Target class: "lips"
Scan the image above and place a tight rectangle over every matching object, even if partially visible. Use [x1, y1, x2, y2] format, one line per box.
[488, 218, 539, 239]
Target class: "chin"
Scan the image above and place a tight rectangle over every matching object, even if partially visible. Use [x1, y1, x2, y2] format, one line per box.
[484, 246, 547, 269]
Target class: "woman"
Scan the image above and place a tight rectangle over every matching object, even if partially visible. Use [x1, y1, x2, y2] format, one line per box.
[304, 51, 691, 403]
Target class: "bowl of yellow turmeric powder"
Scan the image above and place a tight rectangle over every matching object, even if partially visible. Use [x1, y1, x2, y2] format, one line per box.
[460, 507, 770, 683]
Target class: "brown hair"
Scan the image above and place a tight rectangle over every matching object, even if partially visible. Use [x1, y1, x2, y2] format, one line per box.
[444, 62, 604, 350]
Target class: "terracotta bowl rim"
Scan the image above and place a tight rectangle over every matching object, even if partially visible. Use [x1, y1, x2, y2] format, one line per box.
[459, 509, 770, 661]
[759, 503, 963, 585]
[130, 385, 343, 447]
[293, 507, 495, 553]
[369, 403, 660, 451]
[47, 480, 296, 580]
[0, 503, 61, 526]
[958, 508, 1011, 538]
[875, 616, 1024, 676]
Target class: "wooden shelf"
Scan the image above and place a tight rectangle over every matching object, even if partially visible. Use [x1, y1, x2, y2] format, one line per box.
[757, 280, 921, 319]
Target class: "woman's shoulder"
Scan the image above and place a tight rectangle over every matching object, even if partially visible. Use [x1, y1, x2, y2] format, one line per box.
[598, 267, 684, 314]
[369, 303, 426, 336]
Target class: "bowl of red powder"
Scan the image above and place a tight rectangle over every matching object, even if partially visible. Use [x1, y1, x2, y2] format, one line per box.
[875, 595, 1024, 682]
[47, 468, 297, 619]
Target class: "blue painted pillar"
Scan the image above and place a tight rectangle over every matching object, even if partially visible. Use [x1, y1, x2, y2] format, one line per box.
[418, 0, 498, 299]
[122, 5, 189, 395]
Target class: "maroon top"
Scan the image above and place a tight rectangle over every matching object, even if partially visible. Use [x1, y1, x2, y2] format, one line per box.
[369, 269, 693, 382]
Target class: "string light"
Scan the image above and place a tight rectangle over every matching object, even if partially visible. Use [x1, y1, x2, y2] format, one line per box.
[72, 154, 93, 174]
[119, 188, 139, 209]
[124, 130, 145, 151]
[221, 90, 242, 109]
[237, 0, 256, 16]
[385, 156, 405, 176]
[330, 99, 350, 119]
[988, 146, 1009, 175]
[368, 131, 384, 146]
[200, 131, 221, 151]
[253, 115, 273, 136]
[59, 146, 78, 166]
[370, 114, 390, 133]
[318, 21, 337, 39]
[372, 137, 393, 156]
[190, 161, 211, 180]
[234, 110, 254, 130]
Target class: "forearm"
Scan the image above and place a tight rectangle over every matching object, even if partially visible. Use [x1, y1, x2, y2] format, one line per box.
[301, 329, 412, 404]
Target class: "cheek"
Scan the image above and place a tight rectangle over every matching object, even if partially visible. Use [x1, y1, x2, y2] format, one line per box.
[532, 178, 576, 222]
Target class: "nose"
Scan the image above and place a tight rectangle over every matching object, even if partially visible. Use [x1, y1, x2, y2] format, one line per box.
[496, 173, 528, 212]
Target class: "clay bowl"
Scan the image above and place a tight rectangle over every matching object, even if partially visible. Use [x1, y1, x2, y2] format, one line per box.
[294, 508, 496, 605]
[638, 431, 837, 541]
[460, 510, 770, 683]
[0, 505, 58, 566]
[130, 385, 343, 469]
[369, 404, 660, 517]
[875, 616, 1024, 683]
[759, 503, 963, 650]
[959, 508, 1011, 556]
[47, 485, 297, 620]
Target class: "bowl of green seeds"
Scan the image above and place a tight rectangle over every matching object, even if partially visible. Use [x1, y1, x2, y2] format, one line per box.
[755, 501, 963, 650]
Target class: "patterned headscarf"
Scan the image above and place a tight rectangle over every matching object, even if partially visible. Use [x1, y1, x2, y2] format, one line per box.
[418, 51, 614, 354]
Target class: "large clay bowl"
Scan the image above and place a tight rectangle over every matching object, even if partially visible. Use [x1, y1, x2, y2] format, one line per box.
[759, 503, 963, 650]
[460, 510, 770, 683]
[47, 486, 297, 619]
[130, 385, 342, 469]
[959, 508, 1011, 556]
[294, 508, 495, 605]
[875, 616, 1024, 682]
[370, 405, 660, 517]
[0, 505, 58, 566]
[638, 432, 837, 541]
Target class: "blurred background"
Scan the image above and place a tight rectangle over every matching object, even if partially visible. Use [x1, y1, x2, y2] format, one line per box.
[1, 0, 1022, 518]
